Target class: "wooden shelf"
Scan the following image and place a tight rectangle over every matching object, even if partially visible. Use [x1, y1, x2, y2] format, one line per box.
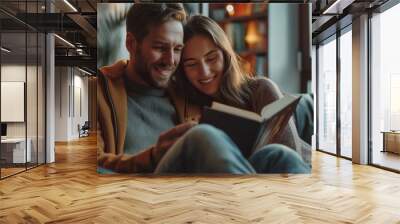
[238, 49, 267, 56]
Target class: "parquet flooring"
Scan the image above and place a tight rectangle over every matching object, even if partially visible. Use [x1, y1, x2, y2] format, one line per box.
[1, 167, 26, 178]
[1, 135, 400, 223]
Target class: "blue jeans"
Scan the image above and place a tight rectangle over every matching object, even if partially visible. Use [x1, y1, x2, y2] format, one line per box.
[155, 124, 310, 174]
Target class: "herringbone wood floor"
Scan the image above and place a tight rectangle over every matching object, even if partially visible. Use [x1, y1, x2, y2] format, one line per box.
[1, 135, 400, 223]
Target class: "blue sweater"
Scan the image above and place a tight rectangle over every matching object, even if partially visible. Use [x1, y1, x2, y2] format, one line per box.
[124, 82, 177, 155]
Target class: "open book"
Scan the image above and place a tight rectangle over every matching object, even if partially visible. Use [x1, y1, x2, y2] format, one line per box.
[199, 95, 300, 158]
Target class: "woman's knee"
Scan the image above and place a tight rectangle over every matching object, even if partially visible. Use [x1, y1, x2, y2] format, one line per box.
[250, 144, 310, 173]
[252, 144, 303, 162]
[184, 124, 224, 145]
[182, 124, 239, 157]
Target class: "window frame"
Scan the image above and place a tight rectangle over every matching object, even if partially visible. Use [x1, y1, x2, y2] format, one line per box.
[315, 23, 353, 161]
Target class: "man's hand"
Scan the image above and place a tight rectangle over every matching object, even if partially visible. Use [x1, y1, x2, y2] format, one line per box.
[152, 122, 197, 163]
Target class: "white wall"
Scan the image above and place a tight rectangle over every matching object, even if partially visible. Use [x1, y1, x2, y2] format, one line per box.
[54, 67, 89, 141]
[1, 82, 25, 122]
[74, 73, 89, 120]
[55, 67, 69, 141]
[1, 65, 26, 131]
[1, 65, 26, 81]
[1, 63, 46, 164]
[72, 72, 89, 138]
[1, 65, 39, 137]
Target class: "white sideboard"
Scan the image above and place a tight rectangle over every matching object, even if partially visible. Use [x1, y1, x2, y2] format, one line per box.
[1, 138, 32, 163]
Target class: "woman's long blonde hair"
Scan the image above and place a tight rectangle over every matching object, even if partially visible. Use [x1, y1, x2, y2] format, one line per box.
[176, 15, 254, 109]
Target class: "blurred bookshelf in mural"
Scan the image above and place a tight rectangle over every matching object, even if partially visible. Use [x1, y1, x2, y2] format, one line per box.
[209, 3, 268, 76]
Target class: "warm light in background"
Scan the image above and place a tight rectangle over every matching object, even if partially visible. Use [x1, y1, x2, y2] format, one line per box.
[226, 4, 234, 16]
[245, 21, 260, 48]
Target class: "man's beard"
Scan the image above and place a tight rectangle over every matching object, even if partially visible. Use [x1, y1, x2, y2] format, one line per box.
[134, 48, 170, 89]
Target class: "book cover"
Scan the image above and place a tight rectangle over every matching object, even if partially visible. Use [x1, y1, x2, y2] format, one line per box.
[200, 95, 300, 158]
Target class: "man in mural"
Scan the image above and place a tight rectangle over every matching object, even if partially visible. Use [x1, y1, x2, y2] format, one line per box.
[97, 3, 309, 174]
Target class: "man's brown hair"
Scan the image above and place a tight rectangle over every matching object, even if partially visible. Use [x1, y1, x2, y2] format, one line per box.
[126, 3, 187, 42]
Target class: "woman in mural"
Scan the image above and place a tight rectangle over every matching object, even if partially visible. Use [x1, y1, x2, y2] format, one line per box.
[174, 15, 311, 167]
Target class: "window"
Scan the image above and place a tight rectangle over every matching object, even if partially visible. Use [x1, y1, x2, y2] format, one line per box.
[339, 28, 352, 158]
[370, 2, 400, 171]
[317, 36, 337, 154]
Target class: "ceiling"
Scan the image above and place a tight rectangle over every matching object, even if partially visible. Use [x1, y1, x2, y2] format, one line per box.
[0, 0, 97, 72]
[311, 0, 391, 43]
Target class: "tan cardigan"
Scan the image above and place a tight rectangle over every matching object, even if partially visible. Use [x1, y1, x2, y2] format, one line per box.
[97, 60, 309, 173]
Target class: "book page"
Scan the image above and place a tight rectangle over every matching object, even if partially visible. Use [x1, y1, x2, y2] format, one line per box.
[251, 96, 299, 154]
[261, 95, 298, 120]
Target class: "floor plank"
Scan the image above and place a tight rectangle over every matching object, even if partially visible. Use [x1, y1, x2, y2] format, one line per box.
[0, 135, 399, 223]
